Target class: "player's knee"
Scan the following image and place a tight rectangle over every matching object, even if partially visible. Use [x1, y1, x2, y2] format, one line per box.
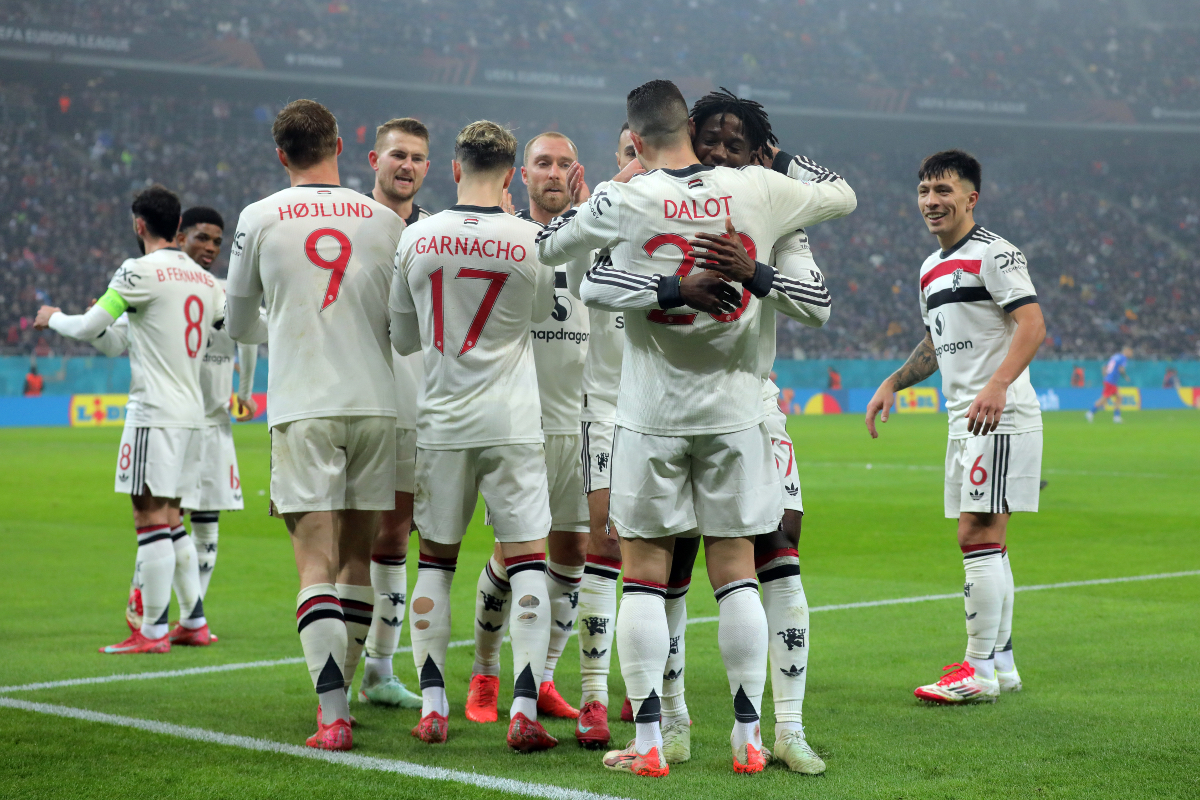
[754, 525, 792, 558]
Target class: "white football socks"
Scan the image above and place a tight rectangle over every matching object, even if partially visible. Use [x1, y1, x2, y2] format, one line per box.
[472, 555, 511, 677]
[410, 555, 456, 717]
[995, 548, 1017, 673]
[505, 554, 551, 721]
[544, 559, 584, 683]
[962, 543, 1005, 681]
[171, 525, 206, 630]
[757, 547, 808, 737]
[364, 555, 407, 686]
[617, 580, 669, 755]
[189, 512, 219, 599]
[136, 524, 175, 640]
[577, 555, 620, 707]
[336, 583, 373, 694]
[296, 583, 349, 724]
[715, 580, 767, 753]
[661, 578, 689, 726]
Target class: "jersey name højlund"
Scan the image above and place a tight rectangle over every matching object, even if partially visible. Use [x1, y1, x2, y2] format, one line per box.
[276, 200, 375, 220]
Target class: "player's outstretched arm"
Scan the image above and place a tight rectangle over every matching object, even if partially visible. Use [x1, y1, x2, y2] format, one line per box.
[536, 184, 621, 267]
[964, 302, 1045, 436]
[36, 296, 118, 341]
[866, 332, 937, 438]
[766, 153, 857, 235]
[579, 254, 739, 315]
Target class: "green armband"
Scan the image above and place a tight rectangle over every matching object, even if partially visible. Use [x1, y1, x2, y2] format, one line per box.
[96, 289, 129, 318]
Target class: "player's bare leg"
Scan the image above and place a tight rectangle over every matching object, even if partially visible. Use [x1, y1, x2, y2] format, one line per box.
[498, 537, 558, 752]
[287, 510, 351, 750]
[104, 493, 177, 654]
[410, 538, 458, 743]
[541, 528, 586, 719]
[604, 534, 672, 777]
[576, 487, 622, 748]
[334, 509, 378, 717]
[359, 492, 421, 708]
[915, 511, 1008, 704]
[705, 536, 769, 774]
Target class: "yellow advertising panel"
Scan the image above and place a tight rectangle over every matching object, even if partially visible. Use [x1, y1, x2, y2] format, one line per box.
[1105, 387, 1141, 411]
[896, 387, 940, 414]
[70, 394, 129, 427]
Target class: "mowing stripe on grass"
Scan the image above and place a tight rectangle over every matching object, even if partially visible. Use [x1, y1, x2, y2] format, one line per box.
[4, 569, 1196, 695]
[0, 697, 633, 800]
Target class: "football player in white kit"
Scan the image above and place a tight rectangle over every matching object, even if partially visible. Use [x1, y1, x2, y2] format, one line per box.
[466, 131, 591, 725]
[866, 150, 1045, 705]
[391, 121, 558, 752]
[89, 207, 258, 645]
[35, 185, 225, 654]
[355, 118, 433, 710]
[226, 100, 404, 751]
[538, 80, 856, 777]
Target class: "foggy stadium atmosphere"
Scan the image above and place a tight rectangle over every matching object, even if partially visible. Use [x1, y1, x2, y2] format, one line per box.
[1, 1, 1198, 798]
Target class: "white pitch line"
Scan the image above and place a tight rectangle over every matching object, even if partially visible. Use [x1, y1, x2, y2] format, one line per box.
[4, 569, 1197, 696]
[799, 461, 1174, 479]
[0, 697, 632, 800]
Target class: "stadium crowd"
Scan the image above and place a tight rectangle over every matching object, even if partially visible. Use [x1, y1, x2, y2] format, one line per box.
[2, 80, 1197, 360]
[6, 0, 1199, 107]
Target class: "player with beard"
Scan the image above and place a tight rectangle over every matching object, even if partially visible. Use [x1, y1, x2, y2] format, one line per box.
[93, 208, 259, 645]
[352, 118, 433, 710]
[466, 131, 591, 724]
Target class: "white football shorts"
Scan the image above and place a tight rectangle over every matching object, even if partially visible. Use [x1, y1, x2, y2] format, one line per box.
[395, 427, 417, 494]
[763, 402, 803, 513]
[546, 433, 589, 532]
[270, 416, 396, 514]
[115, 425, 202, 503]
[608, 423, 783, 539]
[945, 431, 1043, 518]
[581, 419, 615, 493]
[188, 417, 244, 511]
[415, 443, 552, 545]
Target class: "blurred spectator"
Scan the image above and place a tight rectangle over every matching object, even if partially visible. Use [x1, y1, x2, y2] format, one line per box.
[827, 366, 842, 391]
[1071, 366, 1086, 387]
[1163, 367, 1181, 388]
[23, 363, 42, 396]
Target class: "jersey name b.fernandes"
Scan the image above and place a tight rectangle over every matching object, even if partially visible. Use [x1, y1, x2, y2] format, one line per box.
[226, 185, 403, 427]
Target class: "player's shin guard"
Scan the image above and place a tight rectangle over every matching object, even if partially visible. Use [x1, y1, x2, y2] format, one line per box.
[171, 525, 206, 630]
[505, 554, 551, 721]
[473, 556, 511, 677]
[136, 525, 175, 640]
[364, 555, 406, 682]
[336, 583, 373, 695]
[297, 584, 349, 724]
[544, 559, 584, 683]
[662, 578, 689, 726]
[578, 555, 620, 706]
[715, 580, 767, 753]
[617, 580, 669, 754]
[411, 555, 456, 717]
[190, 512, 219, 599]
[757, 547, 808, 735]
[995, 548, 1016, 673]
[962, 543, 1005, 680]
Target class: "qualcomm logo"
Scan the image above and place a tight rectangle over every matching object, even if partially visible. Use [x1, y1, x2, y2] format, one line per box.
[1037, 388, 1061, 411]
[934, 312, 945, 337]
[551, 294, 573, 322]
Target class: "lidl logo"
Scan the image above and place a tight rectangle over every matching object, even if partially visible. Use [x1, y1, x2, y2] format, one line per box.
[896, 387, 940, 414]
[70, 394, 128, 427]
[1104, 387, 1141, 411]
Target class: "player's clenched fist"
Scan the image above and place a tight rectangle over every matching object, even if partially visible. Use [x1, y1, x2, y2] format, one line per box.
[34, 305, 61, 330]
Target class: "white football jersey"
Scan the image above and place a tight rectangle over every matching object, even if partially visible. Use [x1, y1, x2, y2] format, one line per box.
[918, 224, 1042, 439]
[531, 266, 589, 434]
[538, 160, 855, 436]
[392, 347, 424, 430]
[227, 185, 403, 427]
[198, 278, 239, 420]
[104, 248, 225, 428]
[391, 205, 555, 449]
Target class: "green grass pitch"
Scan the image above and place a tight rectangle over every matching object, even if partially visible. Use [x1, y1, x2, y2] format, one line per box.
[1, 411, 1198, 799]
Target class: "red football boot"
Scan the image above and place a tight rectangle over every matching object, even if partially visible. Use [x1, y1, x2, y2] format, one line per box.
[125, 587, 143, 633]
[575, 700, 611, 749]
[537, 680, 579, 719]
[466, 674, 500, 723]
[168, 623, 218, 646]
[507, 712, 558, 753]
[307, 716, 352, 750]
[412, 711, 449, 743]
[99, 630, 169, 654]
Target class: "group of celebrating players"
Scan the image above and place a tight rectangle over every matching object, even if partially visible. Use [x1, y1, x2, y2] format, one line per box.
[36, 77, 1047, 779]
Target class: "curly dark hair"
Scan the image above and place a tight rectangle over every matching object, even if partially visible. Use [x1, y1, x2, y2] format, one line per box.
[689, 87, 778, 158]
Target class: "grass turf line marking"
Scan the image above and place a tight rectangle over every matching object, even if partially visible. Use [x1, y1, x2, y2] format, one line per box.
[800, 461, 1173, 479]
[0, 697, 632, 800]
[5, 570, 1196, 695]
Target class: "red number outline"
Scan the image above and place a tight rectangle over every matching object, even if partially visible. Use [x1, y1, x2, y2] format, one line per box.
[643, 231, 755, 325]
[183, 294, 204, 358]
[454, 268, 509, 356]
[429, 267, 445, 353]
[969, 455, 989, 486]
[305, 228, 353, 311]
[119, 443, 132, 471]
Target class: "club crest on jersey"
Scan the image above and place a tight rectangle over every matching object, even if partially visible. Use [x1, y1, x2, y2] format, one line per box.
[464, 217, 479, 226]
[952, 268, 964, 292]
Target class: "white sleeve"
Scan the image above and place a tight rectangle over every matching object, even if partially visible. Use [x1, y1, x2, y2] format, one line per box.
[536, 184, 622, 267]
[225, 210, 265, 341]
[764, 232, 831, 328]
[531, 254, 556, 323]
[226, 295, 268, 344]
[565, 248, 599, 300]
[389, 234, 421, 355]
[389, 309, 421, 356]
[981, 241, 1038, 312]
[762, 156, 857, 237]
[90, 313, 130, 356]
[48, 304, 116, 341]
[236, 343, 258, 401]
[579, 252, 675, 312]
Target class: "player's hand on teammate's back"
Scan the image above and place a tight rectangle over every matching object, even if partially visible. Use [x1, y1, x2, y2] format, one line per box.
[965, 380, 1007, 436]
[691, 218, 757, 282]
[567, 161, 590, 206]
[34, 305, 60, 329]
[611, 157, 646, 184]
[679, 271, 742, 315]
[865, 381, 896, 439]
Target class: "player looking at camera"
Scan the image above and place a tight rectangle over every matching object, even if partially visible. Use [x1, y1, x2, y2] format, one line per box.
[866, 149, 1045, 705]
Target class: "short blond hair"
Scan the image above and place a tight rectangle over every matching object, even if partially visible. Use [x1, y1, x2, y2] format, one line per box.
[375, 117, 429, 152]
[454, 120, 518, 173]
[523, 131, 578, 166]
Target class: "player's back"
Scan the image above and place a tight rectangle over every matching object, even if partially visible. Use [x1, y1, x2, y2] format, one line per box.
[394, 206, 554, 448]
[1104, 352, 1126, 384]
[229, 185, 403, 426]
[114, 247, 224, 428]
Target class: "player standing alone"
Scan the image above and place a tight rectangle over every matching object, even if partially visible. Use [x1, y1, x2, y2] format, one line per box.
[226, 100, 404, 750]
[1087, 346, 1132, 423]
[391, 120, 558, 752]
[866, 150, 1046, 704]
